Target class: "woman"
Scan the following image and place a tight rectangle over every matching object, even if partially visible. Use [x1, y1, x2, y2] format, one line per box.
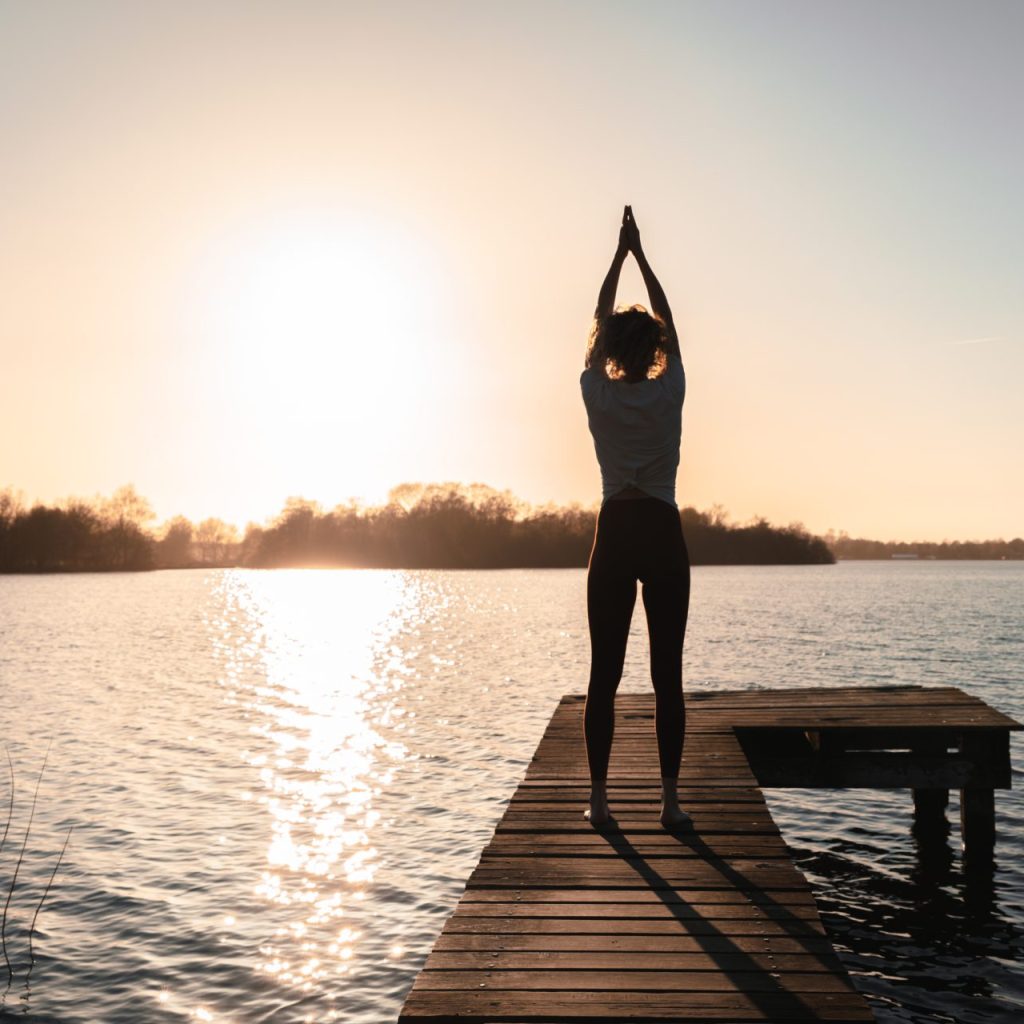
[580, 205, 691, 828]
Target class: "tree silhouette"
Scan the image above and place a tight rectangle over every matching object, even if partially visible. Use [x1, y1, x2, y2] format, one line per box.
[156, 516, 194, 568]
[98, 484, 155, 570]
[195, 518, 239, 564]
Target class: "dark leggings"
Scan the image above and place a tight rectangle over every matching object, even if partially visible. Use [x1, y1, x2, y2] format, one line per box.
[584, 497, 691, 781]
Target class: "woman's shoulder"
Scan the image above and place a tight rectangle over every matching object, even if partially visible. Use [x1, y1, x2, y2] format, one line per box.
[580, 363, 608, 391]
[659, 352, 685, 394]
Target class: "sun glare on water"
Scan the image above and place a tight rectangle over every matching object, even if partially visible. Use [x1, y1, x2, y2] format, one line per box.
[207, 568, 418, 1007]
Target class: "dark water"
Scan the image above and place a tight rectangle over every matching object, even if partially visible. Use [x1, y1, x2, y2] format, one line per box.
[0, 563, 1021, 1022]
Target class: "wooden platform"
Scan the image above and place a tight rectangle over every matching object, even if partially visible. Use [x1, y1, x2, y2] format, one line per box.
[399, 685, 1021, 1023]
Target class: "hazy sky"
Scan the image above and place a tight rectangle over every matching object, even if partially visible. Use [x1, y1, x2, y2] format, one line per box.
[2, 1, 1022, 541]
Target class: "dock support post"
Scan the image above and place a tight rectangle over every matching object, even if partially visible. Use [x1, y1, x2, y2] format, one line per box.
[959, 732, 1000, 873]
[960, 787, 995, 870]
[911, 737, 949, 837]
[913, 787, 949, 821]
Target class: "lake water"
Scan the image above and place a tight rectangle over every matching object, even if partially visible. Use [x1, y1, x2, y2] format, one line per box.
[0, 563, 1021, 1023]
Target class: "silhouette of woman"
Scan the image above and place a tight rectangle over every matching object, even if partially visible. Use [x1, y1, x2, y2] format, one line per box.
[580, 205, 691, 828]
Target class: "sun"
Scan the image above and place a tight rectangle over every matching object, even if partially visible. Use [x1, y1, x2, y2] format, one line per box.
[196, 208, 439, 399]
[182, 204, 446, 506]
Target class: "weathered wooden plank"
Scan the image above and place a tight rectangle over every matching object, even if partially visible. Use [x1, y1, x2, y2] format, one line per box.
[747, 752, 1010, 788]
[690, 693, 983, 709]
[470, 855, 808, 875]
[513, 785, 764, 800]
[450, 902, 821, 921]
[610, 685, 982, 704]
[424, 950, 846, 971]
[677, 710, 1021, 727]
[399, 989, 876, 1021]
[495, 817, 781, 835]
[466, 869, 813, 892]
[412, 969, 859, 993]
[457, 888, 820, 906]
[483, 839, 792, 858]
[431, 933, 840, 954]
[497, 807, 776, 821]
[506, 796, 764, 809]
[440, 917, 827, 937]
[523, 774, 760, 783]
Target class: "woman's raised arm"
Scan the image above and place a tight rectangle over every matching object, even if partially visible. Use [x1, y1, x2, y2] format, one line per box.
[593, 206, 631, 321]
[594, 247, 627, 322]
[624, 207, 680, 356]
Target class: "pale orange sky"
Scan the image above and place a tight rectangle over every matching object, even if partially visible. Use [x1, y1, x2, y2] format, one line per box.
[2, 2, 1022, 542]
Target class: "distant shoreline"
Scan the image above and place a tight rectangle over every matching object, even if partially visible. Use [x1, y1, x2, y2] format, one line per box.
[3, 481, 1020, 574]
[3, 558, 1023, 577]
[1, 483, 834, 572]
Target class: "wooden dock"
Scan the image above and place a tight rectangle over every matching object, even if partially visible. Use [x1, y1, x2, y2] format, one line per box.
[399, 685, 1021, 1023]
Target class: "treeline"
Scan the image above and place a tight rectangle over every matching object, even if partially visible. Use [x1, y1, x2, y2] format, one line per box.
[825, 531, 1024, 561]
[0, 485, 238, 572]
[0, 482, 835, 572]
[244, 486, 832, 568]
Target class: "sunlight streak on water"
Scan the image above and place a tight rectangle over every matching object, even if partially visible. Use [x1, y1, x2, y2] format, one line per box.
[214, 569, 413, 1002]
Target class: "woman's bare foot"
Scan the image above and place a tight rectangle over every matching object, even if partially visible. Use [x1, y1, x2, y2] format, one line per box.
[584, 782, 611, 825]
[660, 804, 693, 829]
[660, 777, 693, 829]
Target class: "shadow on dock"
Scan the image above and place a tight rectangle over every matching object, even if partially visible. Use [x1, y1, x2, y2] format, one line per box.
[598, 826, 853, 1018]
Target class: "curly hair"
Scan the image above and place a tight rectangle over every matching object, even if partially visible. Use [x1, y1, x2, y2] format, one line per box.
[585, 304, 669, 382]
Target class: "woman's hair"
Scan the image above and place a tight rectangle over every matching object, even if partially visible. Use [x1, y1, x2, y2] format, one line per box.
[585, 304, 669, 382]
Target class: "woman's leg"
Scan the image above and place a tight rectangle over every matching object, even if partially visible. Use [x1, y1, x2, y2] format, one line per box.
[642, 572, 689, 774]
[584, 567, 637, 785]
[641, 522, 691, 825]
